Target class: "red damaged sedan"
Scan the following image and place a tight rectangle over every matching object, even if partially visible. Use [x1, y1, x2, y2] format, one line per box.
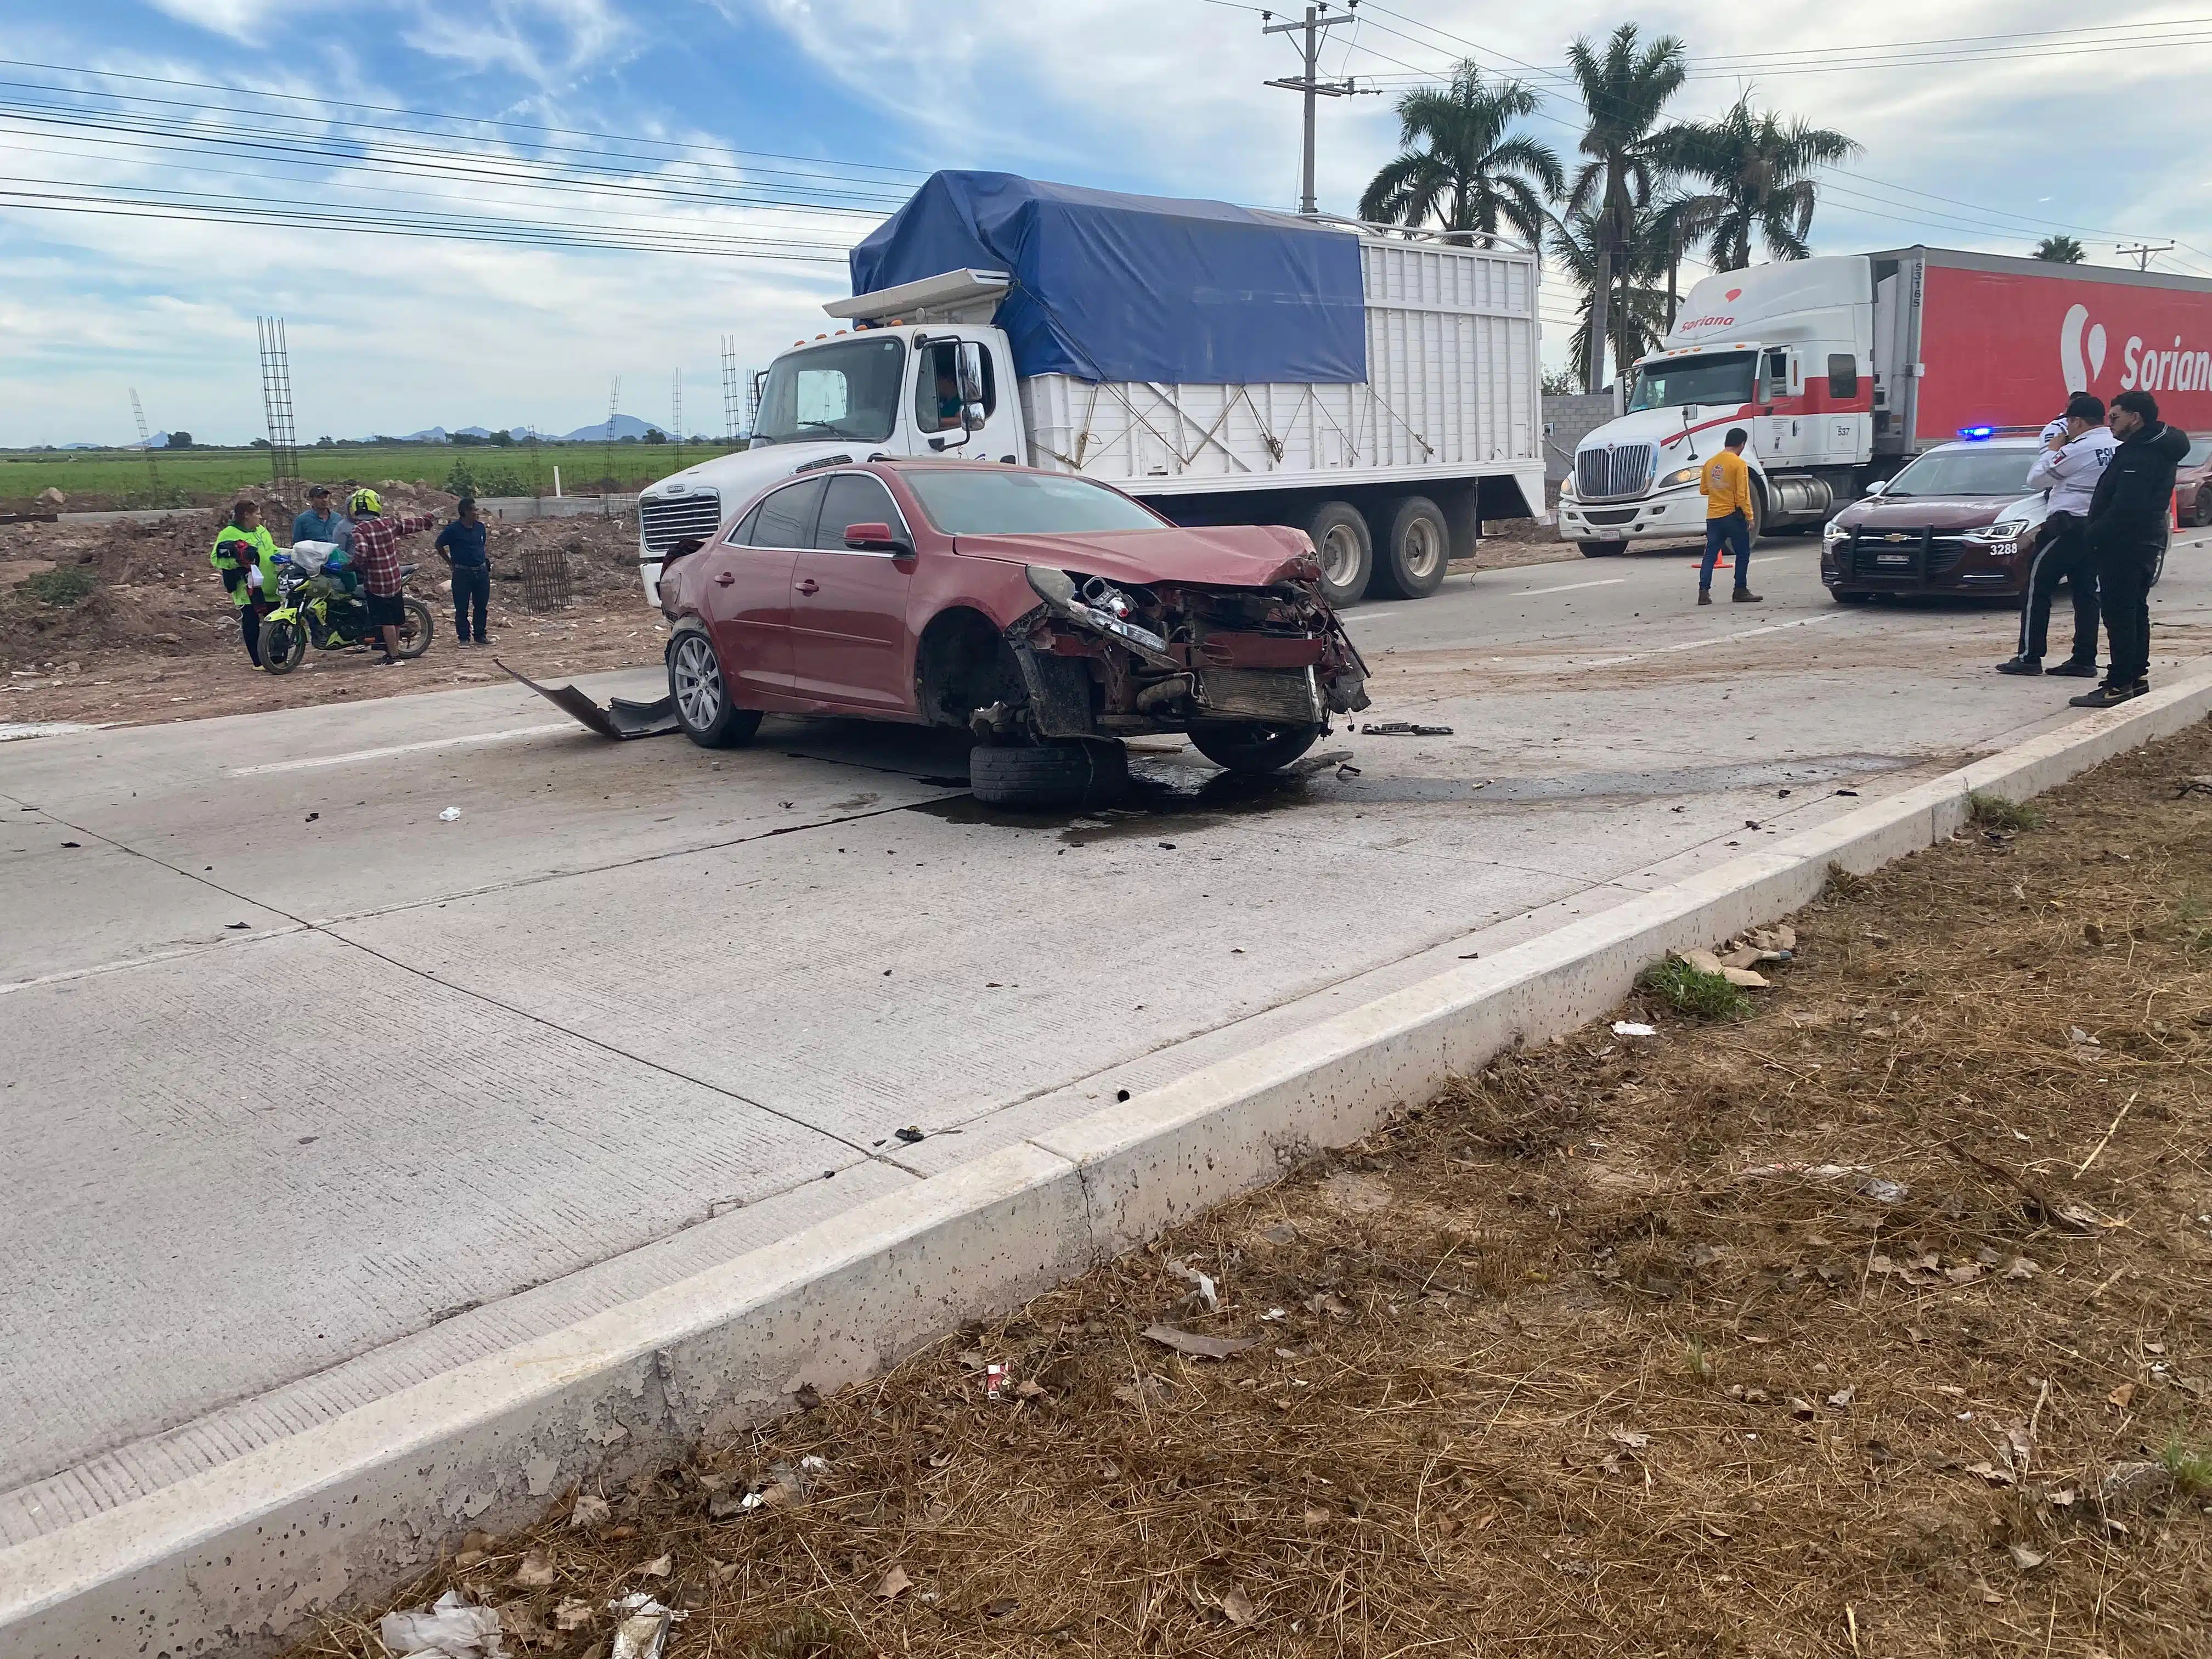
[654, 459, 1370, 806]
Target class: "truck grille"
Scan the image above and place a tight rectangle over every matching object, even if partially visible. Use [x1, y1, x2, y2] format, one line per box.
[1576, 444, 1654, 501]
[639, 491, 722, 555]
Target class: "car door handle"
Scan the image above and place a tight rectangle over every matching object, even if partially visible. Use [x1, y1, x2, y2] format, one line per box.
[714, 572, 735, 586]
[795, 578, 820, 595]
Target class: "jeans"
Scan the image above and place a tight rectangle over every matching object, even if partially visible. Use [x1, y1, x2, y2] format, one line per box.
[2017, 511, 2098, 663]
[1701, 512, 1750, 590]
[239, 603, 264, 667]
[2096, 544, 2158, 685]
[452, 566, 489, 642]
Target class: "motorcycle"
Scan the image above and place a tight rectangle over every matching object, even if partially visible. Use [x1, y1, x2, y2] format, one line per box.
[259, 546, 433, 674]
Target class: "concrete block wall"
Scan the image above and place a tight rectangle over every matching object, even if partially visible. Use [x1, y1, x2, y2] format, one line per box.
[1541, 394, 1616, 486]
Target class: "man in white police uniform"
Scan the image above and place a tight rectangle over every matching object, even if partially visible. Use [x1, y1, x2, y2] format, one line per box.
[1997, 391, 2117, 678]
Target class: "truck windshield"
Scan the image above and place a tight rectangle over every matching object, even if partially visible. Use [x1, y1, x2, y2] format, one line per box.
[751, 336, 906, 446]
[1884, 447, 2038, 497]
[902, 469, 1164, 535]
[1627, 352, 1756, 413]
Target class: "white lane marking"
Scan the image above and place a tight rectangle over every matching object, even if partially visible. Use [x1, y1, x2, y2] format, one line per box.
[1575, 610, 1848, 669]
[231, 722, 576, 776]
[1518, 578, 1627, 597]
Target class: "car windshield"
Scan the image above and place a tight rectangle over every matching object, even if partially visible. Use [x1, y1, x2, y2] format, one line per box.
[901, 469, 1163, 535]
[1627, 352, 1756, 413]
[2185, 436, 2212, 467]
[1883, 447, 2037, 498]
[751, 336, 905, 446]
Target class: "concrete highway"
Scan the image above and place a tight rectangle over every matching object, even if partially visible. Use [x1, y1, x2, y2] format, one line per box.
[5, 529, 2208, 1546]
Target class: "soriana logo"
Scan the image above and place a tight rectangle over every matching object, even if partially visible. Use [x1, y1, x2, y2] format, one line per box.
[2064, 300, 2211, 394]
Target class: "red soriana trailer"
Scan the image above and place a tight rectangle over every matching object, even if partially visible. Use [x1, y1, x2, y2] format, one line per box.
[1559, 246, 2212, 552]
[1887, 247, 2212, 449]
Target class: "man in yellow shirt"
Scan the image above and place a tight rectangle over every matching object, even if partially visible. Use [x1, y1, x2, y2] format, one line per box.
[1698, 427, 1762, 605]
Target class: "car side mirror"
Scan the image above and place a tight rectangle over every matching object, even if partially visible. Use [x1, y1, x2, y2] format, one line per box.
[962, 401, 986, 434]
[843, 521, 906, 554]
[1863, 478, 1888, 498]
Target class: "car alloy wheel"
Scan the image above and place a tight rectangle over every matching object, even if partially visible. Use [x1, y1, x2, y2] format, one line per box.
[672, 633, 723, 730]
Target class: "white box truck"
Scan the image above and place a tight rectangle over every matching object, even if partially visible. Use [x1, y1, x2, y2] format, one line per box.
[637, 172, 1544, 607]
[1559, 246, 2212, 555]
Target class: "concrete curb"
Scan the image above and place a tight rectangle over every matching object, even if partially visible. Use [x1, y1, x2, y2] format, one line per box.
[9, 662, 2211, 1657]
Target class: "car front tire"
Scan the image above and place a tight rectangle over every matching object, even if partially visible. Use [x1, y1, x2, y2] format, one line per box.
[668, 629, 761, 749]
[969, 738, 1128, 809]
[1189, 721, 1325, 774]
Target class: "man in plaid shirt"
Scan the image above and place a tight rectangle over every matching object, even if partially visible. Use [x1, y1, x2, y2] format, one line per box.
[348, 489, 436, 664]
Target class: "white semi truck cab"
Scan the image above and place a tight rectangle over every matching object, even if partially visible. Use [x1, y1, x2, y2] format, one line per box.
[1559, 256, 1876, 553]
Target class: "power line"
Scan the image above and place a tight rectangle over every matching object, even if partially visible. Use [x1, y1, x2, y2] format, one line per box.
[0, 93, 915, 214]
[0, 183, 853, 261]
[0, 58, 934, 188]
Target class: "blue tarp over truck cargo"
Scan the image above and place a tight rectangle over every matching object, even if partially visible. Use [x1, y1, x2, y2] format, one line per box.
[849, 171, 1368, 387]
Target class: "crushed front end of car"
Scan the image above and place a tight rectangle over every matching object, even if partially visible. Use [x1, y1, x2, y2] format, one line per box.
[978, 556, 1370, 744]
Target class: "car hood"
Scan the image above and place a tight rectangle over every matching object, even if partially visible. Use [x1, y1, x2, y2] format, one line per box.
[637, 441, 859, 520]
[1835, 493, 2040, 532]
[951, 523, 1315, 589]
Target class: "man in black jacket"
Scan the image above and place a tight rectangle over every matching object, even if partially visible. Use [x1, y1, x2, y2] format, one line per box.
[2070, 389, 2189, 708]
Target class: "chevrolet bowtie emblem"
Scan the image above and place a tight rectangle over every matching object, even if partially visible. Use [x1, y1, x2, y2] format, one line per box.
[1882, 533, 1909, 543]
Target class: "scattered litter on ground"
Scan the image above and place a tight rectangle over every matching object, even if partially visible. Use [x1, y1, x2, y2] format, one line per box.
[894, 1126, 926, 1144]
[1360, 720, 1455, 736]
[438, 806, 462, 822]
[1610, 1020, 1657, 1038]
[606, 1594, 684, 1659]
[379, 1590, 503, 1658]
[1141, 1323, 1260, 1360]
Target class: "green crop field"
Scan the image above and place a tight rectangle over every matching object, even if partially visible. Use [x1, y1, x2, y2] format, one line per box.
[0, 442, 742, 511]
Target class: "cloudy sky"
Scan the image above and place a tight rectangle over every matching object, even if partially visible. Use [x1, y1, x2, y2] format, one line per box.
[2, 0, 2207, 445]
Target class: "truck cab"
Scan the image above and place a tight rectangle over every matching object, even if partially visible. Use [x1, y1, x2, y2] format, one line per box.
[636, 271, 1022, 603]
[1558, 257, 1876, 555]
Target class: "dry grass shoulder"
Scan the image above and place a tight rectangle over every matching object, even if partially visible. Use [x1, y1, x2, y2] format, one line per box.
[303, 723, 2212, 1659]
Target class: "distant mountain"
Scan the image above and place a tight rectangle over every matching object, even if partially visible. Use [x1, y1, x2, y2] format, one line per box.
[126, 432, 171, 450]
[555, 413, 663, 442]
[60, 442, 102, 451]
[402, 426, 449, 443]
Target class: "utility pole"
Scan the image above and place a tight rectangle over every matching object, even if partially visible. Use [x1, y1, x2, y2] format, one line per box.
[2116, 240, 2174, 271]
[1262, 3, 1378, 216]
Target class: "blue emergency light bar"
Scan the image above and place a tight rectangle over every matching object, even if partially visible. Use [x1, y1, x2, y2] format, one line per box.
[1959, 426, 1995, 440]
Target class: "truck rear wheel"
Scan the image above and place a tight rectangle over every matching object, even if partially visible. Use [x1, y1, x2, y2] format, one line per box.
[1369, 495, 1449, 599]
[1307, 500, 1371, 607]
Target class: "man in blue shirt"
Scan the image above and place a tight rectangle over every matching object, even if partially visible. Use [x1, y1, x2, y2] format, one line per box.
[435, 496, 492, 645]
[290, 484, 353, 551]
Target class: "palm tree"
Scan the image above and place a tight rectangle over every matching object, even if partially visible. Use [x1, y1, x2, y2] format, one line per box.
[1671, 92, 1858, 271]
[1565, 24, 1691, 392]
[1548, 207, 1673, 391]
[1358, 63, 1563, 248]
[2034, 234, 2086, 264]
